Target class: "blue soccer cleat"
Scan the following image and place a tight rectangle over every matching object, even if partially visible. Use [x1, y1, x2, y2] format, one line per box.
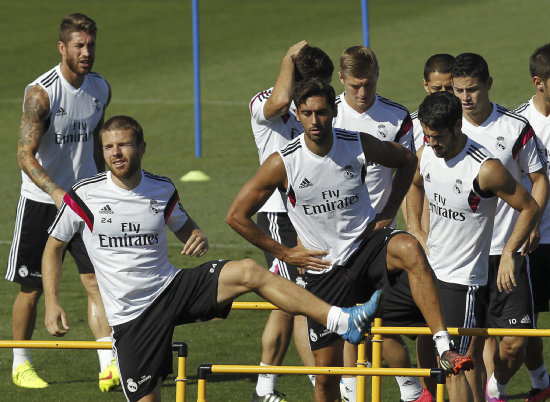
[341, 289, 382, 344]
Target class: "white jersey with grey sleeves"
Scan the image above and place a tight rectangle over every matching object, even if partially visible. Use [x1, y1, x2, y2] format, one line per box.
[461, 103, 545, 254]
[250, 88, 302, 213]
[421, 139, 497, 286]
[21, 64, 109, 204]
[48, 170, 189, 326]
[333, 93, 414, 214]
[278, 128, 376, 272]
[515, 97, 550, 244]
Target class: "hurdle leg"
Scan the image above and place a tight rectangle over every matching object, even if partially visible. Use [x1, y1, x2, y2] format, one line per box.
[371, 318, 383, 402]
[172, 342, 188, 402]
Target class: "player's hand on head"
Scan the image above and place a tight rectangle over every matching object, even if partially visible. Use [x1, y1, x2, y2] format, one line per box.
[45, 304, 69, 337]
[287, 40, 308, 60]
[181, 229, 209, 257]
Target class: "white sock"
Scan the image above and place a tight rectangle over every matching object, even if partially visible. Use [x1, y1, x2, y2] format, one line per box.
[529, 364, 549, 390]
[340, 377, 357, 401]
[432, 330, 451, 356]
[396, 376, 422, 401]
[327, 306, 349, 335]
[255, 362, 277, 396]
[96, 336, 114, 372]
[486, 373, 507, 398]
[13, 348, 31, 369]
[308, 374, 316, 386]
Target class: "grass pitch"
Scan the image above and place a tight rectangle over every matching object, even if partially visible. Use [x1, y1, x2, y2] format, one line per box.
[0, 0, 549, 400]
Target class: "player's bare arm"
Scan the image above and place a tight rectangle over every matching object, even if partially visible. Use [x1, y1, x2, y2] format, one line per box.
[405, 147, 429, 250]
[263, 40, 308, 120]
[18, 84, 66, 208]
[521, 168, 549, 254]
[42, 236, 70, 337]
[478, 158, 540, 293]
[226, 152, 330, 270]
[360, 132, 417, 229]
[175, 217, 209, 257]
[93, 84, 111, 172]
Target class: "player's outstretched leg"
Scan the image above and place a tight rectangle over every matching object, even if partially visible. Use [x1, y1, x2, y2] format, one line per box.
[216, 259, 381, 345]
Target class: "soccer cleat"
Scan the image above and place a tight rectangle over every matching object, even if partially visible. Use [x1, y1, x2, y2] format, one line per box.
[485, 379, 507, 402]
[99, 358, 120, 392]
[251, 389, 287, 402]
[341, 289, 382, 344]
[400, 388, 434, 402]
[439, 349, 474, 375]
[12, 361, 48, 388]
[526, 377, 550, 402]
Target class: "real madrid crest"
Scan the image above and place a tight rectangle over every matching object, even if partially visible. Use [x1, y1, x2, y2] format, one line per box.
[149, 200, 159, 214]
[496, 136, 507, 151]
[453, 179, 463, 194]
[377, 124, 387, 138]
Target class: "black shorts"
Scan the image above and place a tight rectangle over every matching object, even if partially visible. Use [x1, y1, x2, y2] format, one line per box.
[113, 260, 230, 402]
[527, 244, 550, 314]
[486, 254, 534, 329]
[437, 280, 487, 354]
[305, 228, 403, 351]
[380, 270, 427, 339]
[6, 196, 94, 288]
[256, 212, 306, 286]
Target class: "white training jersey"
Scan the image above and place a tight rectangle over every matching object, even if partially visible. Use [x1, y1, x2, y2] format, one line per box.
[250, 88, 302, 213]
[411, 110, 427, 152]
[421, 139, 497, 286]
[20, 64, 109, 204]
[48, 170, 189, 326]
[461, 103, 545, 254]
[278, 128, 376, 273]
[333, 93, 414, 216]
[515, 97, 550, 244]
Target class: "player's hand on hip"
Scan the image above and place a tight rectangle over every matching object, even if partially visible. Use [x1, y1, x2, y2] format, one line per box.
[496, 253, 520, 293]
[181, 229, 209, 257]
[45, 304, 69, 337]
[286, 245, 330, 272]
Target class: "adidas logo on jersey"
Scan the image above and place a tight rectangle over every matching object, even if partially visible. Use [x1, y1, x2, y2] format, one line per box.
[299, 178, 313, 188]
[520, 315, 532, 324]
[56, 107, 67, 116]
[99, 205, 114, 214]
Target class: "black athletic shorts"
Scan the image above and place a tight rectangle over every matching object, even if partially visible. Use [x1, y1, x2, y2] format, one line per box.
[527, 244, 550, 313]
[113, 260, 231, 402]
[256, 212, 306, 286]
[437, 280, 487, 354]
[305, 228, 403, 351]
[6, 196, 94, 288]
[486, 254, 534, 329]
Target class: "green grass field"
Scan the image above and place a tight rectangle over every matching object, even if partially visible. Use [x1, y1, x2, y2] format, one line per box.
[1, 0, 549, 400]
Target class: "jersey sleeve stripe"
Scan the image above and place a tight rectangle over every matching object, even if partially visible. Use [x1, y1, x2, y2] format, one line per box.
[164, 190, 180, 224]
[249, 90, 272, 114]
[63, 190, 94, 231]
[512, 125, 535, 160]
[395, 113, 413, 143]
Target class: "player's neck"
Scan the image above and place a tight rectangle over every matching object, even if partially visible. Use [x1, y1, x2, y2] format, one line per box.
[533, 92, 550, 117]
[59, 63, 86, 89]
[444, 133, 468, 161]
[305, 134, 333, 157]
[463, 102, 493, 127]
[111, 170, 142, 191]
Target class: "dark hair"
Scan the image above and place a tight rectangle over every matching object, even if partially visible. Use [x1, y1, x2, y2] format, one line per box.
[339, 45, 379, 78]
[418, 92, 462, 133]
[530, 43, 550, 80]
[423, 54, 455, 81]
[100, 115, 144, 145]
[293, 78, 336, 111]
[59, 13, 97, 44]
[295, 46, 334, 83]
[452, 53, 490, 83]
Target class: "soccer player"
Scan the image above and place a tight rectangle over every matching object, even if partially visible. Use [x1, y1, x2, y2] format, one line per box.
[6, 13, 117, 390]
[249, 40, 333, 401]
[226, 79, 474, 401]
[332, 45, 426, 402]
[451, 53, 549, 402]
[42, 115, 379, 402]
[514, 43, 550, 402]
[408, 91, 540, 402]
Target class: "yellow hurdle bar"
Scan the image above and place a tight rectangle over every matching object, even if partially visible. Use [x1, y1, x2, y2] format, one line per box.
[231, 301, 277, 310]
[371, 327, 550, 337]
[197, 364, 446, 402]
